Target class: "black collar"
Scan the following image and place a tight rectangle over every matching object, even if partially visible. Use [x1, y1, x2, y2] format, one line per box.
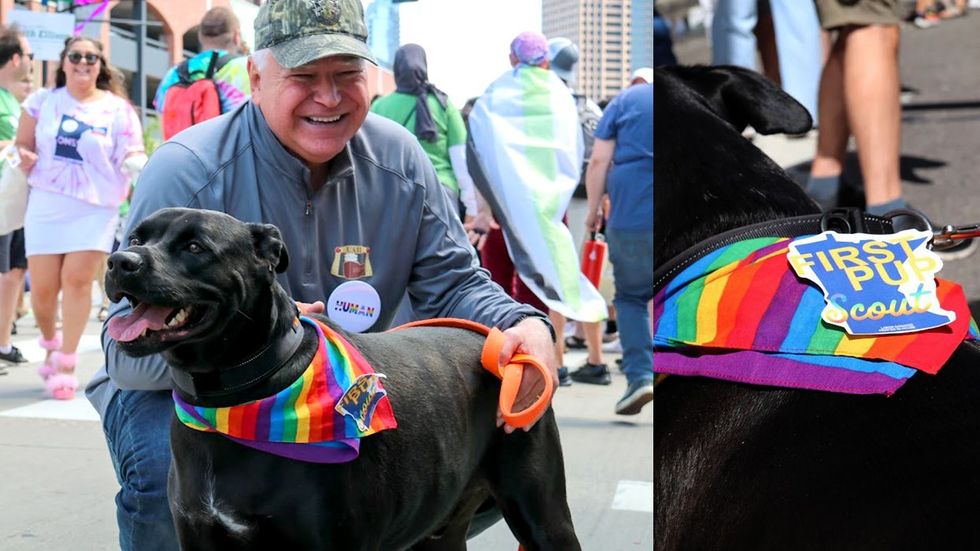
[170, 319, 306, 400]
[654, 208, 897, 293]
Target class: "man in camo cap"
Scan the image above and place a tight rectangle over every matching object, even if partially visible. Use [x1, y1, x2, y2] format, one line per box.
[254, 0, 375, 68]
[88, 1, 559, 549]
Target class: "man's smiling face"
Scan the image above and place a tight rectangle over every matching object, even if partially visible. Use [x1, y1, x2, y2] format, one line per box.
[249, 52, 369, 167]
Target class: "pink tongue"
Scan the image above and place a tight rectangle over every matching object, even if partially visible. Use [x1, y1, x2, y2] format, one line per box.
[107, 303, 177, 342]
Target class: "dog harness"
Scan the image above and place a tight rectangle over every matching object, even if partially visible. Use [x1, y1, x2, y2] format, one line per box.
[173, 316, 397, 463]
[654, 235, 979, 395]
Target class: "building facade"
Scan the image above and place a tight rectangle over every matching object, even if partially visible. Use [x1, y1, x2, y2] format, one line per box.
[542, 0, 652, 102]
[1, 0, 394, 118]
[365, 0, 400, 71]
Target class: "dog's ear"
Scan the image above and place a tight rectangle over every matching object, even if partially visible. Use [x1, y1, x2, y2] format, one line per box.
[665, 65, 813, 135]
[249, 223, 290, 274]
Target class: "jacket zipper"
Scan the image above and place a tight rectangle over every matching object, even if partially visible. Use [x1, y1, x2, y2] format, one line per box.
[304, 198, 314, 275]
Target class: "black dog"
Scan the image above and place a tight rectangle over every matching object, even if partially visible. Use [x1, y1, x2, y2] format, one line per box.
[655, 66, 980, 549]
[104, 207, 579, 550]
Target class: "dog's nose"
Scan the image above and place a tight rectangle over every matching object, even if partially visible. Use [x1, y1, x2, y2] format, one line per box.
[107, 251, 143, 275]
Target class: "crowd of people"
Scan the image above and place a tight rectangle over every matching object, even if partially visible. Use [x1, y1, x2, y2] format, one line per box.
[0, 1, 652, 548]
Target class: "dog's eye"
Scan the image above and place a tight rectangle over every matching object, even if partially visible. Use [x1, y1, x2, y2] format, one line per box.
[186, 242, 203, 253]
[128, 237, 139, 247]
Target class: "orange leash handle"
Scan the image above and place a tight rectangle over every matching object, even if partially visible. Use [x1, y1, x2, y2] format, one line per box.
[390, 318, 554, 429]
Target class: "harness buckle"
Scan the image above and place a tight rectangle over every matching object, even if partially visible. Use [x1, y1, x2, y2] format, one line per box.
[820, 207, 871, 233]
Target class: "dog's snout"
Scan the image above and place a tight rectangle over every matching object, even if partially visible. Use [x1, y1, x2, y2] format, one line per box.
[107, 251, 143, 275]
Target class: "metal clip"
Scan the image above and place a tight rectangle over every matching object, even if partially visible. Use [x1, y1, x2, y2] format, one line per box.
[932, 223, 980, 251]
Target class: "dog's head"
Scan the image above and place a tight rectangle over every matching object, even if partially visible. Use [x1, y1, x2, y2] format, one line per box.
[105, 207, 292, 366]
[654, 65, 819, 268]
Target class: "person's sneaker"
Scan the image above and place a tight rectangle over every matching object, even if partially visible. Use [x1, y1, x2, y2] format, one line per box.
[913, 9, 941, 28]
[601, 338, 622, 354]
[616, 379, 654, 415]
[0, 345, 27, 364]
[570, 362, 612, 385]
[563, 335, 587, 350]
[557, 366, 573, 387]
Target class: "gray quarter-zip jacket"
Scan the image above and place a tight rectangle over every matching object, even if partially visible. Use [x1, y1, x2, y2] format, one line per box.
[86, 101, 546, 417]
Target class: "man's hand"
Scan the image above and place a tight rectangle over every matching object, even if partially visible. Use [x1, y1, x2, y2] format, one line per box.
[296, 300, 325, 315]
[495, 316, 558, 433]
[463, 207, 499, 250]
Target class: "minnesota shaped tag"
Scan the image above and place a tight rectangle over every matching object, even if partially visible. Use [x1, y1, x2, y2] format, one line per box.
[786, 230, 955, 335]
[334, 373, 388, 432]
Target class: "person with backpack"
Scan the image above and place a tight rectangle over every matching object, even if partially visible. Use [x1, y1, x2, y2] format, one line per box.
[153, 7, 250, 140]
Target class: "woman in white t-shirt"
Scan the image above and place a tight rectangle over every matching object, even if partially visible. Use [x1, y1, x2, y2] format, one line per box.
[14, 36, 145, 400]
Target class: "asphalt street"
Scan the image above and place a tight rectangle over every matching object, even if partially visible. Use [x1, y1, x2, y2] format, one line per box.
[673, 13, 980, 307]
[0, 198, 653, 550]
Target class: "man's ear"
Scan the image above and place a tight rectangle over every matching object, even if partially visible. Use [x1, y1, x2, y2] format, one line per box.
[247, 57, 261, 106]
[249, 223, 289, 274]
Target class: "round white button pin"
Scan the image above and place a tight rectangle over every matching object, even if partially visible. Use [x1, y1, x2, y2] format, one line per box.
[327, 280, 382, 333]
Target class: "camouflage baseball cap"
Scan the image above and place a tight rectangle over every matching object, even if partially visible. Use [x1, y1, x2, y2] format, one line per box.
[254, 0, 376, 69]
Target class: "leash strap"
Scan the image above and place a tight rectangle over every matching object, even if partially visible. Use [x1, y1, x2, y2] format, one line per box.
[389, 318, 554, 429]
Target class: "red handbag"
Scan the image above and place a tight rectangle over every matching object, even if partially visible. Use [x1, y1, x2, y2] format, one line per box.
[581, 232, 607, 288]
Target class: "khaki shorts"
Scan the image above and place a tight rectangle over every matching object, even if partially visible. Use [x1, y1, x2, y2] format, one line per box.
[815, 0, 903, 29]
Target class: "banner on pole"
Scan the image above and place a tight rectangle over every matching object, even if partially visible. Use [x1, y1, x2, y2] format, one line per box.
[7, 11, 76, 61]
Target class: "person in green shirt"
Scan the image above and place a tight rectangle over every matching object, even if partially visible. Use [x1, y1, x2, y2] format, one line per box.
[0, 24, 33, 369]
[370, 43, 478, 225]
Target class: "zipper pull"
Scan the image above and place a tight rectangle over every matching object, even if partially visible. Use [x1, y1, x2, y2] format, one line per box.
[305, 200, 312, 215]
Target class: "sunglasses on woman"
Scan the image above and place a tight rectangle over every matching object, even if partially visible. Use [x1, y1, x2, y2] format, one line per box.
[66, 52, 100, 65]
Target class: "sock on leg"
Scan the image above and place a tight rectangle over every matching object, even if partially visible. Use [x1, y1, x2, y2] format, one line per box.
[804, 175, 841, 211]
[866, 197, 907, 217]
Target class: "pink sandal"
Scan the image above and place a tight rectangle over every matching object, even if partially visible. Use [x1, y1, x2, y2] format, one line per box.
[36, 333, 63, 380]
[44, 351, 78, 400]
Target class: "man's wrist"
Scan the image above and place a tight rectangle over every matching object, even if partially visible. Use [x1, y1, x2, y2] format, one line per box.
[513, 314, 557, 343]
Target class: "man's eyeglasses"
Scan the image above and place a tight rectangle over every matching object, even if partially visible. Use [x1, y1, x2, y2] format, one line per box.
[66, 52, 100, 65]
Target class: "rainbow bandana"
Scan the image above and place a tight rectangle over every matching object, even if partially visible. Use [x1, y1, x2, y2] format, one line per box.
[174, 316, 397, 463]
[654, 236, 979, 395]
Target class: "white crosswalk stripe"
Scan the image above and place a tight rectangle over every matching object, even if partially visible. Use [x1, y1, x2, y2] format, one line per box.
[611, 480, 653, 513]
[0, 397, 99, 421]
[10, 334, 102, 364]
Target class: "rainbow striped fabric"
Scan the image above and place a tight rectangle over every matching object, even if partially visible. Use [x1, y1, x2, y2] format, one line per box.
[654, 237, 978, 395]
[173, 316, 397, 463]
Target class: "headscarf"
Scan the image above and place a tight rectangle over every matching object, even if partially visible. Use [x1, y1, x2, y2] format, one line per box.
[393, 44, 447, 143]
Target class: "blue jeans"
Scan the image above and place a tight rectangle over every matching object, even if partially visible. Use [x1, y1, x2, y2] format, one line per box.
[606, 228, 654, 385]
[101, 389, 178, 551]
[711, 0, 822, 119]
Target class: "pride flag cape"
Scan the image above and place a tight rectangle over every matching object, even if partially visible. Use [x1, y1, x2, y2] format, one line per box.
[173, 316, 397, 463]
[654, 237, 979, 395]
[468, 65, 606, 322]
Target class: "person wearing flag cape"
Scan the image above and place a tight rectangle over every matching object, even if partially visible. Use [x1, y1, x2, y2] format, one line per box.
[466, 31, 607, 382]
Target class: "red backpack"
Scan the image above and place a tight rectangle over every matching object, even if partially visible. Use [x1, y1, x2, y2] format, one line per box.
[161, 51, 239, 140]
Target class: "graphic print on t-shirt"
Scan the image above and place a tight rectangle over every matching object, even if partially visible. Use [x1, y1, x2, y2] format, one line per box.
[54, 114, 107, 162]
